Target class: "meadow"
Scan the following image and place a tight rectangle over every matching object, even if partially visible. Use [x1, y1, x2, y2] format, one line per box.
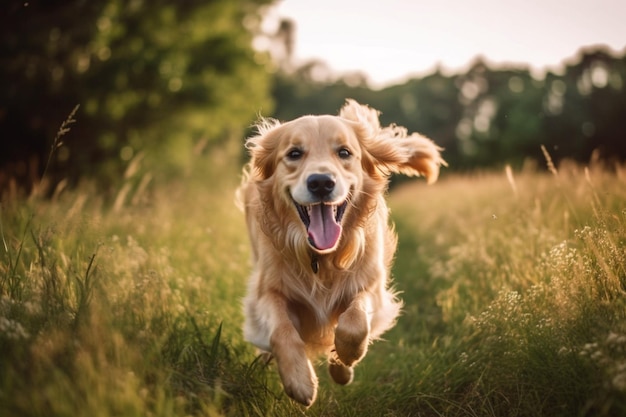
[1, 152, 625, 416]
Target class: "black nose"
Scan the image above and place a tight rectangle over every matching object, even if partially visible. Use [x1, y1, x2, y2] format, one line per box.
[307, 174, 335, 199]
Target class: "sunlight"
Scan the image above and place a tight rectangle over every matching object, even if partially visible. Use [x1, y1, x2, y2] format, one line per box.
[273, 0, 626, 87]
[591, 62, 609, 88]
[473, 98, 498, 133]
[508, 76, 525, 93]
[545, 79, 566, 115]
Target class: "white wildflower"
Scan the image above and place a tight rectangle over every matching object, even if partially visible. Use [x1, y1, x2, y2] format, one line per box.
[0, 317, 30, 340]
[612, 372, 626, 392]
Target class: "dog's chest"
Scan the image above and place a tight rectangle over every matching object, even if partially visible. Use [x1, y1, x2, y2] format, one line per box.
[298, 269, 362, 315]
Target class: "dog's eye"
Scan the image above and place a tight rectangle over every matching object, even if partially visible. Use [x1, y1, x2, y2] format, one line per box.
[337, 147, 352, 159]
[286, 148, 303, 161]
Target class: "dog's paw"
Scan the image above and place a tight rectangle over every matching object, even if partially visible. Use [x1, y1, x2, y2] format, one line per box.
[334, 308, 369, 366]
[280, 359, 318, 407]
[328, 352, 354, 385]
[270, 325, 318, 406]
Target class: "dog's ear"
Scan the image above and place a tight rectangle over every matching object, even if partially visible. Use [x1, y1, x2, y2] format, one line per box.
[246, 118, 283, 180]
[340, 99, 446, 184]
[363, 130, 446, 184]
[339, 98, 381, 138]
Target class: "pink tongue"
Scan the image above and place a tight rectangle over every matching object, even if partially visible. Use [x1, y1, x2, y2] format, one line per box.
[308, 204, 341, 250]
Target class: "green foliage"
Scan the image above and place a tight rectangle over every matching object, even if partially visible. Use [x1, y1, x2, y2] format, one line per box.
[1, 0, 274, 190]
[270, 47, 626, 171]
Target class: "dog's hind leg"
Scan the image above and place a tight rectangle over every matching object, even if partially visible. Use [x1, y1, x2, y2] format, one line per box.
[328, 350, 354, 385]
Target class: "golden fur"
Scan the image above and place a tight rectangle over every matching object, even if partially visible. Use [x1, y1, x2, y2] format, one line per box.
[237, 99, 445, 406]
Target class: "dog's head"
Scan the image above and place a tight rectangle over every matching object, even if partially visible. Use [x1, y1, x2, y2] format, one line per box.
[246, 99, 445, 254]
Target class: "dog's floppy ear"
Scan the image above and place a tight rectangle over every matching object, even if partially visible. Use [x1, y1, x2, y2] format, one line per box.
[364, 130, 446, 184]
[245, 117, 283, 180]
[340, 99, 446, 184]
[339, 98, 382, 138]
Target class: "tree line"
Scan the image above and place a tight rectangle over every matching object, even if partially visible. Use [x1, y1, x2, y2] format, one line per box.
[1, 1, 625, 197]
[271, 46, 626, 171]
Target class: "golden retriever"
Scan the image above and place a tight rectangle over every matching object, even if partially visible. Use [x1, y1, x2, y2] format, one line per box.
[237, 99, 445, 406]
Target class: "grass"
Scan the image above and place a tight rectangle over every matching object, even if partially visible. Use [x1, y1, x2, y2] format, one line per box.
[1, 154, 625, 416]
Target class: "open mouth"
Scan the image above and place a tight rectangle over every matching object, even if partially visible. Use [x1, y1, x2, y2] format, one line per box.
[294, 200, 348, 251]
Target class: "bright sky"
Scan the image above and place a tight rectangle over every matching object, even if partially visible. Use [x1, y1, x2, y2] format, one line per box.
[266, 0, 626, 88]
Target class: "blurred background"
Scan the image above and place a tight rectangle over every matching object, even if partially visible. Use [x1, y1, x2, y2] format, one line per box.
[1, 0, 625, 197]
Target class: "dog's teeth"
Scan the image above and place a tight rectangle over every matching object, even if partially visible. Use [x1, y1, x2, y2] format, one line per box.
[307, 206, 312, 216]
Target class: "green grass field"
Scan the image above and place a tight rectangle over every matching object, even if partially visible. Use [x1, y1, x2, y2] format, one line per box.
[1, 155, 625, 416]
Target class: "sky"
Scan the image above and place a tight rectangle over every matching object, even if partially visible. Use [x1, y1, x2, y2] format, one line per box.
[264, 0, 626, 88]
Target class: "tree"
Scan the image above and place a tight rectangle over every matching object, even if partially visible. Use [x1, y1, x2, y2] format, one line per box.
[266, 43, 626, 172]
[1, 0, 275, 193]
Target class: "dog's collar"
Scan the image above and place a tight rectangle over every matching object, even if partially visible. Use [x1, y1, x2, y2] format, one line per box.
[311, 253, 319, 274]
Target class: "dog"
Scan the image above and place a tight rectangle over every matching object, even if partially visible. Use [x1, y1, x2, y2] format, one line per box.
[237, 99, 445, 406]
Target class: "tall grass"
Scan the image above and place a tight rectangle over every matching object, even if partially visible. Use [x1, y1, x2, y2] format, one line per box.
[1, 155, 625, 416]
[390, 161, 626, 416]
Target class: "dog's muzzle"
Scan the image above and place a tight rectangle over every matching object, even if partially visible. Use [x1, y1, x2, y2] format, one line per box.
[294, 200, 348, 251]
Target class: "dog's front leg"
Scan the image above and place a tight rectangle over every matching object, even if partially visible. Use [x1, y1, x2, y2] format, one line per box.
[263, 291, 318, 407]
[334, 292, 371, 366]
